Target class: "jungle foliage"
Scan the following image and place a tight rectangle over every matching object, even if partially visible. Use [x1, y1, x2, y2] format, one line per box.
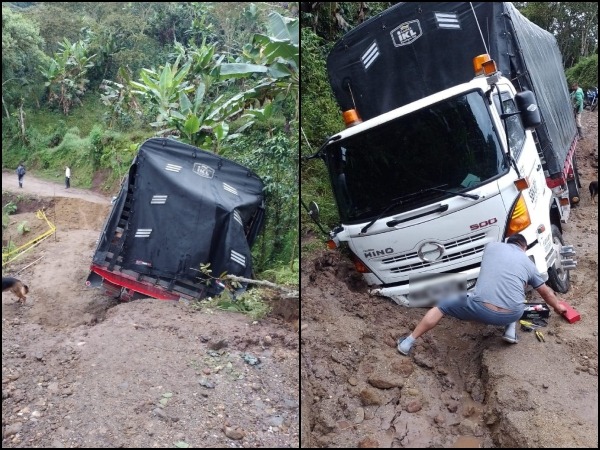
[2, 2, 299, 277]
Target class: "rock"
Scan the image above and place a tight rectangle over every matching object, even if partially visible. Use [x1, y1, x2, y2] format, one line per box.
[202, 368, 211, 375]
[331, 352, 342, 363]
[301, 323, 308, 331]
[242, 353, 260, 366]
[458, 419, 481, 436]
[358, 436, 379, 448]
[589, 368, 597, 376]
[447, 402, 459, 413]
[209, 339, 228, 350]
[153, 408, 168, 421]
[462, 405, 476, 417]
[542, 383, 550, 389]
[406, 388, 419, 396]
[413, 353, 434, 369]
[434, 414, 445, 425]
[391, 360, 414, 377]
[51, 440, 65, 448]
[352, 407, 365, 424]
[2, 390, 10, 400]
[266, 416, 284, 427]
[224, 426, 245, 440]
[364, 408, 375, 421]
[359, 388, 383, 406]
[34, 352, 44, 361]
[348, 377, 358, 386]
[199, 378, 215, 389]
[4, 422, 22, 438]
[405, 399, 422, 413]
[47, 382, 59, 392]
[263, 335, 272, 346]
[368, 374, 403, 389]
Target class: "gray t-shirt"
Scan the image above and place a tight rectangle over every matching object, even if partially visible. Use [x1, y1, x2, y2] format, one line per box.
[473, 241, 544, 311]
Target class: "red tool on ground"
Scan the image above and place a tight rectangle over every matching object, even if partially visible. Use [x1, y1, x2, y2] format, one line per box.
[559, 301, 581, 323]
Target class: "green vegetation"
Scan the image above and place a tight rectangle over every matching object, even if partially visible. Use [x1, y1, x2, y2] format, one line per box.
[566, 54, 599, 89]
[2, 2, 299, 281]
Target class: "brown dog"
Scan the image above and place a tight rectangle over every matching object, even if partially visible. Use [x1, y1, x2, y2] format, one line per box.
[2, 277, 29, 303]
[590, 181, 598, 203]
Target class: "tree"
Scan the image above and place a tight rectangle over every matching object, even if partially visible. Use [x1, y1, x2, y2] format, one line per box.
[2, 6, 46, 118]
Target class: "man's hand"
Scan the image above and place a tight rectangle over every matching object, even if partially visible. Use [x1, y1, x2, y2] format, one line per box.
[536, 284, 567, 315]
[554, 302, 568, 315]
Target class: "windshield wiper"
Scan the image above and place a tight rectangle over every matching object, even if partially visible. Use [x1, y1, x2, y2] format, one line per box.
[361, 199, 404, 234]
[428, 187, 480, 200]
[359, 185, 479, 234]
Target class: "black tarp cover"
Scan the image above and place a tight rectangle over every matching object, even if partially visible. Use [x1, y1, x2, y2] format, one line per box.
[93, 138, 265, 286]
[327, 2, 576, 177]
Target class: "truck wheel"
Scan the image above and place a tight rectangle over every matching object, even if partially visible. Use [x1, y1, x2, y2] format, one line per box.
[546, 225, 571, 293]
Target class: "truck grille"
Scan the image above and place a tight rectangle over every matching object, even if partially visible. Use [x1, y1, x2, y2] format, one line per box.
[378, 232, 489, 274]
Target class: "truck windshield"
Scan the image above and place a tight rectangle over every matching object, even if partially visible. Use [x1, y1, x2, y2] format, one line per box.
[324, 91, 506, 223]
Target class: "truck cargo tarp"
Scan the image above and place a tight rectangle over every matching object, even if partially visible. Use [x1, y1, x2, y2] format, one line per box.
[92, 138, 265, 291]
[327, 2, 576, 177]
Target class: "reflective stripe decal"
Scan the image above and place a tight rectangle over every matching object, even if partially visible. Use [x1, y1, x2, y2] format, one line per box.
[135, 229, 152, 238]
[165, 163, 182, 172]
[150, 195, 168, 204]
[223, 183, 239, 196]
[231, 250, 246, 267]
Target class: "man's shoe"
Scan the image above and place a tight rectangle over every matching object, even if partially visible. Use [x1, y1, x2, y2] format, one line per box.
[502, 321, 518, 344]
[397, 335, 414, 355]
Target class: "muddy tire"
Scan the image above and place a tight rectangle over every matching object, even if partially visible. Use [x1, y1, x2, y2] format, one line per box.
[547, 225, 571, 293]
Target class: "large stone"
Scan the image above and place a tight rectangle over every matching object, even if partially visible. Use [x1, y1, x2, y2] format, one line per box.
[358, 436, 379, 448]
[405, 399, 422, 413]
[368, 374, 403, 389]
[359, 388, 384, 406]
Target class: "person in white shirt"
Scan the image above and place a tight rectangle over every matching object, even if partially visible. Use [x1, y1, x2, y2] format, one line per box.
[65, 166, 71, 189]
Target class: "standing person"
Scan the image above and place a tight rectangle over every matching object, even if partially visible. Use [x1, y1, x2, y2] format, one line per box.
[16, 162, 26, 188]
[397, 234, 568, 356]
[571, 81, 584, 140]
[65, 165, 71, 189]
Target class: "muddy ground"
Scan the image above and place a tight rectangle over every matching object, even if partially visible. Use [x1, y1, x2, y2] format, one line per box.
[301, 111, 598, 448]
[2, 172, 299, 448]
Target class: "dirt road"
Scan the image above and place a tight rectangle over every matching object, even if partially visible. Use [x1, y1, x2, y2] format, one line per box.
[2, 170, 111, 205]
[2, 173, 299, 448]
[301, 112, 598, 448]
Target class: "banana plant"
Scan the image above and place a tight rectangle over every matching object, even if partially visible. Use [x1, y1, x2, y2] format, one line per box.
[130, 57, 194, 129]
[218, 12, 299, 121]
[40, 38, 96, 115]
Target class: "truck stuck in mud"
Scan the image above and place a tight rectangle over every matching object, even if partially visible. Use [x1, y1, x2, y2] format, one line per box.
[309, 2, 580, 306]
[87, 138, 265, 301]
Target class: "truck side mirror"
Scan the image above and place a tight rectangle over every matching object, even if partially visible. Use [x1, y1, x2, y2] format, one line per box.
[515, 90, 541, 130]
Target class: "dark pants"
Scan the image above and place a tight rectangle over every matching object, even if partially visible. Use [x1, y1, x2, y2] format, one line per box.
[65, 177, 70, 188]
[18, 176, 24, 188]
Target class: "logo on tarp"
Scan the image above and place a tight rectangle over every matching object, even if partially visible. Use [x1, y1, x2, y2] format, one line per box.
[390, 20, 422, 47]
[193, 163, 215, 179]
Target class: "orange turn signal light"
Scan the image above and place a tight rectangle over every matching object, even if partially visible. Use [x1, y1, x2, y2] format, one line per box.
[559, 197, 570, 206]
[343, 109, 362, 127]
[473, 54, 491, 76]
[514, 177, 530, 191]
[327, 239, 337, 249]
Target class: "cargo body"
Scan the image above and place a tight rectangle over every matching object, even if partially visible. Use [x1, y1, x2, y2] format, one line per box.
[319, 2, 578, 306]
[87, 138, 265, 301]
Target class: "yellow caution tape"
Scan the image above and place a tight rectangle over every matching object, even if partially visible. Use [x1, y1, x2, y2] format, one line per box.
[2, 210, 56, 266]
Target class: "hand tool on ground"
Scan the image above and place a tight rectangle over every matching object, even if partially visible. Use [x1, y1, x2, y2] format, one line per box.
[535, 330, 545, 342]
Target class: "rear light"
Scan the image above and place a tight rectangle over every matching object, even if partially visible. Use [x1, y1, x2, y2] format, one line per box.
[505, 194, 531, 237]
[327, 239, 338, 249]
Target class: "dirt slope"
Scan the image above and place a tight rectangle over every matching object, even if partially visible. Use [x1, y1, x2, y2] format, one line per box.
[301, 111, 598, 448]
[2, 172, 299, 448]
